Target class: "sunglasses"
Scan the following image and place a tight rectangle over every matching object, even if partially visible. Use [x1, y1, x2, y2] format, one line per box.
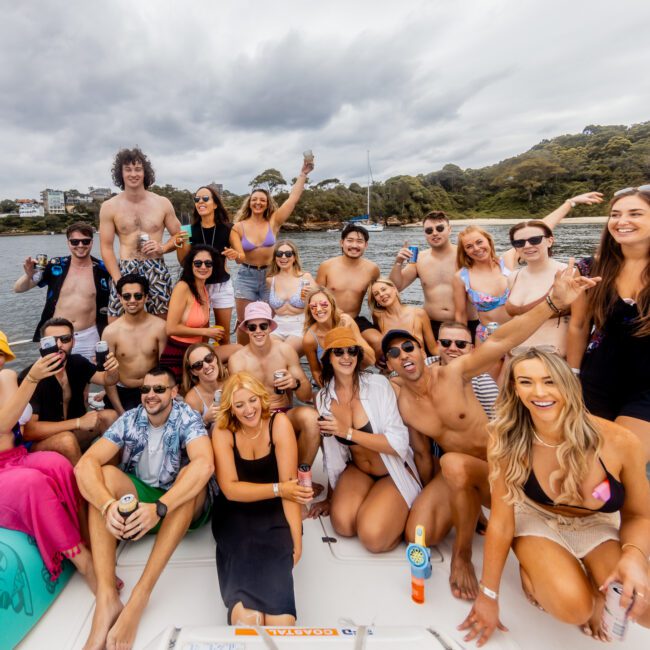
[275, 250, 295, 258]
[193, 259, 213, 268]
[510, 344, 559, 356]
[424, 224, 446, 235]
[613, 184, 650, 197]
[309, 300, 330, 311]
[194, 195, 211, 203]
[121, 292, 144, 301]
[331, 346, 360, 357]
[512, 235, 545, 248]
[48, 334, 73, 344]
[439, 338, 471, 349]
[246, 322, 270, 332]
[139, 384, 171, 394]
[386, 340, 417, 358]
[69, 238, 92, 246]
[189, 352, 215, 371]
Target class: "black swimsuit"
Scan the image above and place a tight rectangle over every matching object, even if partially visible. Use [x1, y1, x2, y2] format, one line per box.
[339, 422, 389, 480]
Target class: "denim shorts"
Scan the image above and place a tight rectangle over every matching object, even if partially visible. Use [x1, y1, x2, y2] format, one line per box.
[235, 264, 270, 302]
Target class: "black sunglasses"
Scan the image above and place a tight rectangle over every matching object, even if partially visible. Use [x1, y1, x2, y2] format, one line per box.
[194, 195, 211, 203]
[48, 334, 73, 344]
[439, 338, 470, 349]
[121, 292, 144, 301]
[246, 322, 270, 332]
[193, 259, 213, 268]
[190, 352, 215, 371]
[424, 224, 446, 235]
[512, 235, 545, 248]
[275, 250, 294, 258]
[69, 238, 92, 246]
[139, 384, 171, 394]
[331, 346, 360, 357]
[386, 340, 416, 358]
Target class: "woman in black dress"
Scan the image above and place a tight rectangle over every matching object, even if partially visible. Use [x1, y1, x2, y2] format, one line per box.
[211, 371, 313, 625]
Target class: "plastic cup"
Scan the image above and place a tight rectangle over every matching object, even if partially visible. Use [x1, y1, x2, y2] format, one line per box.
[181, 224, 192, 243]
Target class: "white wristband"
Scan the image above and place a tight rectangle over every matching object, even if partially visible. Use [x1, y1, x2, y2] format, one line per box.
[571, 368, 580, 376]
[273, 482, 280, 497]
[346, 427, 353, 442]
[479, 583, 498, 600]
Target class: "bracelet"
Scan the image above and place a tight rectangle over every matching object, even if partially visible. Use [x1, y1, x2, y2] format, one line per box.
[25, 373, 39, 384]
[273, 482, 280, 497]
[479, 582, 498, 600]
[545, 294, 562, 315]
[622, 543, 649, 561]
[76, 417, 81, 430]
[100, 498, 117, 518]
[174, 238, 183, 249]
[571, 367, 581, 377]
[346, 427, 353, 442]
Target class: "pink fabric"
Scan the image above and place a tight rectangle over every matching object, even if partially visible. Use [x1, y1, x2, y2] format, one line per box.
[0, 446, 82, 580]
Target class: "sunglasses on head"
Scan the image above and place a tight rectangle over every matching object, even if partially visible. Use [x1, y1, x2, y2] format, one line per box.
[331, 346, 360, 357]
[193, 259, 213, 268]
[69, 238, 92, 246]
[512, 235, 545, 248]
[613, 184, 650, 197]
[139, 384, 171, 394]
[439, 338, 470, 349]
[386, 340, 416, 358]
[189, 352, 215, 371]
[121, 292, 144, 301]
[246, 322, 270, 332]
[275, 250, 295, 258]
[424, 224, 446, 235]
[309, 300, 330, 310]
[194, 195, 211, 203]
[48, 334, 73, 344]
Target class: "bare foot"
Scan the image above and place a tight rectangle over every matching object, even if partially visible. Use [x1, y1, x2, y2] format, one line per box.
[83, 593, 123, 650]
[307, 498, 331, 519]
[312, 482, 325, 498]
[106, 592, 149, 650]
[581, 591, 609, 642]
[449, 554, 479, 600]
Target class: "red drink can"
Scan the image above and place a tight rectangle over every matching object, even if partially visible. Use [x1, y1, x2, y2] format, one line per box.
[297, 464, 312, 488]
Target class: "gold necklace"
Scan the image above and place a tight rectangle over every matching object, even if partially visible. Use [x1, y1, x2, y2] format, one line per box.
[239, 421, 263, 441]
[532, 430, 561, 448]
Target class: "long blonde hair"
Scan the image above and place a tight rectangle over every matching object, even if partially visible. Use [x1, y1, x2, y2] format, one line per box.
[456, 226, 500, 269]
[303, 286, 343, 333]
[368, 277, 401, 314]
[489, 349, 602, 506]
[266, 239, 304, 278]
[216, 372, 271, 433]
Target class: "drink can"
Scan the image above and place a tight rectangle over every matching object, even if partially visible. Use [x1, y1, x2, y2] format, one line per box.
[35, 253, 48, 268]
[297, 464, 312, 489]
[138, 233, 149, 251]
[274, 370, 286, 395]
[95, 340, 109, 371]
[213, 389, 223, 406]
[303, 149, 314, 163]
[601, 581, 632, 641]
[407, 245, 419, 263]
[486, 322, 500, 337]
[117, 494, 139, 540]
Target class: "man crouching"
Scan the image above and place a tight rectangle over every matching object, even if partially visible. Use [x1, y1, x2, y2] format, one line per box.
[75, 365, 214, 650]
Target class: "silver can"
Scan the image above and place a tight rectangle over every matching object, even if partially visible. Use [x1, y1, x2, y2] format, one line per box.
[138, 233, 150, 251]
[486, 322, 500, 337]
[601, 581, 632, 641]
[213, 389, 223, 406]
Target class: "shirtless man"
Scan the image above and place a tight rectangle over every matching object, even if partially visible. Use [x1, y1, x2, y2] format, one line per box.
[99, 147, 181, 320]
[101, 274, 168, 414]
[14, 222, 110, 361]
[386, 261, 599, 601]
[228, 302, 321, 467]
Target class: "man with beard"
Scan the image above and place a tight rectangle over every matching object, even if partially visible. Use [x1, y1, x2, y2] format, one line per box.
[101, 274, 168, 414]
[20, 317, 119, 464]
[75, 365, 213, 650]
[386, 261, 599, 602]
[14, 222, 111, 361]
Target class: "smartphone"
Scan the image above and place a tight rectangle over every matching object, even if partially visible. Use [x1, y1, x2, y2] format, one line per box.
[40, 336, 64, 371]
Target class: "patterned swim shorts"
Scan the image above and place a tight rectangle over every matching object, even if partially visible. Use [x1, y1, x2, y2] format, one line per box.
[108, 258, 173, 317]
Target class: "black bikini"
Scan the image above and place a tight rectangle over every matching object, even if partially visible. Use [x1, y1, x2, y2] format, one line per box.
[335, 421, 373, 446]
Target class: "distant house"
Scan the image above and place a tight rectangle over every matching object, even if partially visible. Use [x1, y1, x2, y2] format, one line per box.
[88, 186, 112, 201]
[19, 203, 45, 218]
[65, 190, 93, 207]
[41, 189, 66, 215]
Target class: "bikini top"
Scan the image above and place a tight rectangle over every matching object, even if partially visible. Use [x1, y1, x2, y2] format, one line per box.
[459, 259, 511, 312]
[309, 329, 325, 361]
[335, 420, 372, 447]
[172, 286, 209, 343]
[505, 270, 570, 318]
[192, 386, 209, 418]
[522, 457, 625, 514]
[268, 276, 305, 310]
[241, 223, 276, 252]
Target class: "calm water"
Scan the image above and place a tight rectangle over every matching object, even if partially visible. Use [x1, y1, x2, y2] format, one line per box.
[0, 223, 604, 368]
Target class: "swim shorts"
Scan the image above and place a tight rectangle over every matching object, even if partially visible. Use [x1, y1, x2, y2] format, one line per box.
[72, 325, 100, 362]
[207, 279, 235, 309]
[108, 258, 172, 317]
[353, 315, 374, 333]
[273, 313, 305, 340]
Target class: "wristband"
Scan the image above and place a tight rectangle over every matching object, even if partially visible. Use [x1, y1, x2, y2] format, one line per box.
[571, 367, 581, 377]
[273, 482, 280, 497]
[100, 498, 117, 518]
[174, 238, 183, 249]
[25, 373, 39, 384]
[479, 583, 498, 600]
[622, 543, 648, 561]
[545, 294, 562, 315]
[346, 427, 353, 442]
[566, 199, 577, 209]
[76, 417, 81, 430]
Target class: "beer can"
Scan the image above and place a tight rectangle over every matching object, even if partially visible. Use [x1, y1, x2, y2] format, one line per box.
[274, 370, 286, 395]
[117, 494, 139, 540]
[138, 233, 150, 251]
[302, 149, 314, 163]
[213, 389, 223, 406]
[407, 246, 419, 263]
[297, 464, 312, 489]
[35, 253, 48, 268]
[95, 340, 109, 371]
[486, 322, 500, 337]
[601, 581, 632, 641]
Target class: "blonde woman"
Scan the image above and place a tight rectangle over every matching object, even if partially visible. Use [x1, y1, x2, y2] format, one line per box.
[459, 349, 650, 644]
[211, 372, 313, 626]
[266, 240, 315, 356]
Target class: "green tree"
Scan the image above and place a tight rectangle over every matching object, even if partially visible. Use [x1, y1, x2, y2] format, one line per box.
[0, 199, 18, 213]
[249, 169, 287, 194]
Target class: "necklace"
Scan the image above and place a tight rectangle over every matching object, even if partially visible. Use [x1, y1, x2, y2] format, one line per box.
[201, 221, 217, 249]
[239, 422, 263, 441]
[532, 430, 561, 448]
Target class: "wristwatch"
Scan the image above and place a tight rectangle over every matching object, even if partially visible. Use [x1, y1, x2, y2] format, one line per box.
[155, 500, 168, 519]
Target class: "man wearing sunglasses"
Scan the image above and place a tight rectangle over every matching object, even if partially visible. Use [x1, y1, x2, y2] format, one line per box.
[101, 274, 168, 414]
[385, 261, 600, 602]
[20, 317, 119, 464]
[76, 365, 213, 650]
[14, 222, 111, 362]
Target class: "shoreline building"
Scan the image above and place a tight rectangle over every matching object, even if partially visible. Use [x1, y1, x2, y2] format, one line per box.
[41, 189, 65, 215]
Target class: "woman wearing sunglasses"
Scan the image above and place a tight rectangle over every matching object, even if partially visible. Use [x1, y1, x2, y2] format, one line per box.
[459, 349, 650, 644]
[568, 186, 650, 462]
[176, 185, 244, 345]
[266, 240, 314, 356]
[182, 342, 228, 429]
[233, 156, 315, 344]
[302, 287, 375, 387]
[315, 327, 421, 553]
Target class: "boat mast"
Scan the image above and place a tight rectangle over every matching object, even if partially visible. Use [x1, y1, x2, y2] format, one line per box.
[367, 150, 371, 221]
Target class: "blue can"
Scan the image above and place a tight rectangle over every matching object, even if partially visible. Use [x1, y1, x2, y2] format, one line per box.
[408, 245, 419, 263]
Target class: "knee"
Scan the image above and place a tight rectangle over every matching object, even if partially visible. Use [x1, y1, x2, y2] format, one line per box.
[358, 520, 396, 554]
[440, 454, 471, 489]
[55, 432, 82, 465]
[330, 508, 356, 538]
[543, 583, 593, 625]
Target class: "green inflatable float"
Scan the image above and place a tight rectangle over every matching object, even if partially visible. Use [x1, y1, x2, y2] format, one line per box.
[0, 528, 74, 649]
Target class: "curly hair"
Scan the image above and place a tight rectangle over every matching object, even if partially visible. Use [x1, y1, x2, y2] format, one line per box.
[111, 147, 155, 190]
[216, 371, 271, 433]
[192, 184, 231, 227]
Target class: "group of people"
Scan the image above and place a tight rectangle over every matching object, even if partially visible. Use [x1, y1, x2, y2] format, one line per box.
[0, 145, 648, 648]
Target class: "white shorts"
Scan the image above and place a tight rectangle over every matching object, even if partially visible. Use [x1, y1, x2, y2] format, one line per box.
[207, 279, 235, 309]
[273, 313, 305, 340]
[72, 325, 100, 362]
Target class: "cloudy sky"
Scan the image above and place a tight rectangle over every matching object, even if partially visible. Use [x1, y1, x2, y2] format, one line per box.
[2, 0, 649, 199]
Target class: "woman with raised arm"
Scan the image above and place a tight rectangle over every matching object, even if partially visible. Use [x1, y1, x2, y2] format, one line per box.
[266, 240, 315, 357]
[459, 349, 650, 645]
[568, 186, 650, 461]
[233, 156, 315, 343]
[211, 372, 313, 626]
[315, 327, 421, 552]
[302, 287, 375, 387]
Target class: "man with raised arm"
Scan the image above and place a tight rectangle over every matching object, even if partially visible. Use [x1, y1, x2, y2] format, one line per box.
[386, 261, 599, 602]
[99, 147, 182, 320]
[75, 365, 213, 650]
[101, 273, 168, 414]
